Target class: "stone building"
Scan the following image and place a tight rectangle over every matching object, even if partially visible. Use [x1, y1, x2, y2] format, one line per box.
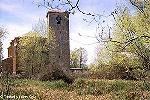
[2, 10, 71, 80]
[46, 10, 70, 73]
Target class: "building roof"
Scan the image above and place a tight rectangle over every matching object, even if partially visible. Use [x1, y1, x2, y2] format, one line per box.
[48, 9, 65, 13]
[46, 9, 69, 17]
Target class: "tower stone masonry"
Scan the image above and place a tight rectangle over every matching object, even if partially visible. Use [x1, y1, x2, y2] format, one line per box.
[46, 10, 70, 71]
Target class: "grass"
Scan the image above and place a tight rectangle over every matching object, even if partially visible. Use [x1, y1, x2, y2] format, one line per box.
[71, 78, 150, 99]
[11, 79, 68, 89]
[0, 78, 150, 100]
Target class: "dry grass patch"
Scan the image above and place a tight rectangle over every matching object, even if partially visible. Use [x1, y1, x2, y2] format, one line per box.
[0, 78, 150, 100]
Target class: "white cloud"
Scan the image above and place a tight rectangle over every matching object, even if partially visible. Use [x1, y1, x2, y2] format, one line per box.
[0, 2, 19, 13]
[0, 1, 46, 23]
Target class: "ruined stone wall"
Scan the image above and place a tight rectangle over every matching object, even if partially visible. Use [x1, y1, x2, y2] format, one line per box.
[2, 37, 19, 75]
[2, 57, 13, 74]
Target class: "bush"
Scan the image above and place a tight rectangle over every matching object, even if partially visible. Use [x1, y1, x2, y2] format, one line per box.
[90, 52, 144, 80]
[89, 64, 126, 79]
[72, 78, 150, 97]
[42, 80, 68, 89]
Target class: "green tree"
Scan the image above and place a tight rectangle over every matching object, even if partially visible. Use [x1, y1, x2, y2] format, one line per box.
[70, 47, 87, 68]
[92, 0, 150, 78]
[111, 1, 150, 72]
[17, 32, 48, 78]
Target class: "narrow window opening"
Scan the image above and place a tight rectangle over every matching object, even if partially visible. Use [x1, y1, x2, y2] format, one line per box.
[56, 15, 62, 25]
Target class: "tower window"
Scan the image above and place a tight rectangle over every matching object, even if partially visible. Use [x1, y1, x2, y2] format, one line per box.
[56, 15, 62, 25]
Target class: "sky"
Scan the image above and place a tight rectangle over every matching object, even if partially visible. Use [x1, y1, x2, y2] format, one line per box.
[0, 0, 126, 64]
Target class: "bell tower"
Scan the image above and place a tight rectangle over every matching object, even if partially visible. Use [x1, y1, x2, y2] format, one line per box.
[46, 10, 70, 70]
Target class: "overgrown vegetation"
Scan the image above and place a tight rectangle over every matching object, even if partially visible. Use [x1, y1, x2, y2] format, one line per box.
[0, 78, 150, 100]
[89, 0, 150, 80]
[17, 32, 48, 79]
[16, 20, 73, 83]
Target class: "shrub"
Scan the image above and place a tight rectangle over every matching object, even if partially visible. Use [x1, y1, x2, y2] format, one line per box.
[42, 80, 68, 89]
[72, 78, 150, 97]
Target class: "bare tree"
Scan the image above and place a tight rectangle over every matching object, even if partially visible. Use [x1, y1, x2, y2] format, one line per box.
[0, 26, 7, 65]
[32, 19, 48, 37]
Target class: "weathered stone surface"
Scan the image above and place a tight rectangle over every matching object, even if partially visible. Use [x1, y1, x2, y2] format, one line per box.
[46, 11, 70, 70]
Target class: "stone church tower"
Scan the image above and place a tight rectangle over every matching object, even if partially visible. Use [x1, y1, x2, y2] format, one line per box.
[46, 10, 70, 70]
[2, 10, 72, 82]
